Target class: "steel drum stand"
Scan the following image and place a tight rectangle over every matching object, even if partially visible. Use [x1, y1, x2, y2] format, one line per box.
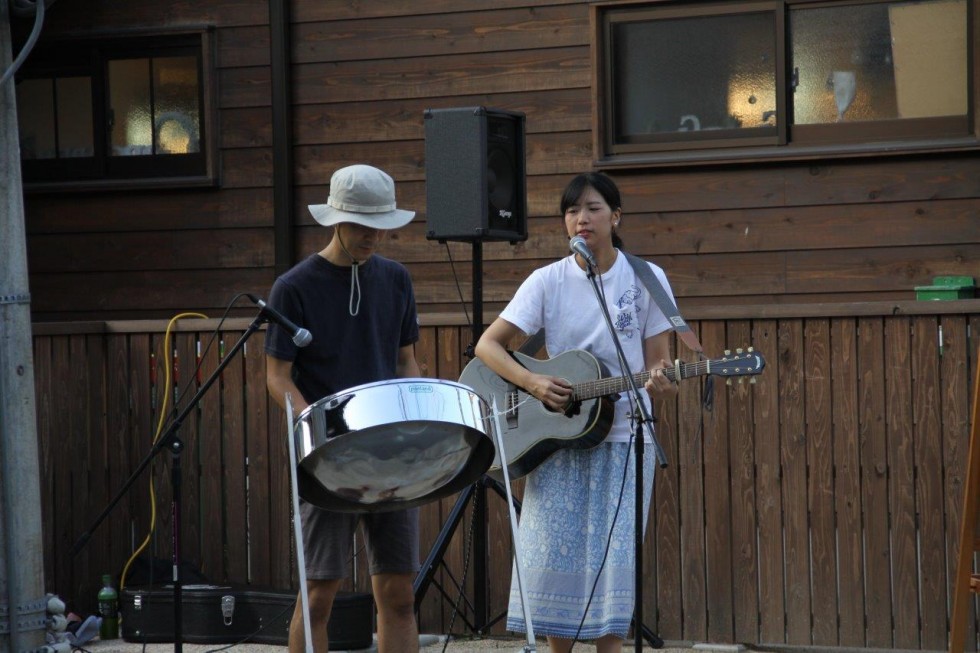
[488, 399, 536, 653]
[285, 392, 315, 653]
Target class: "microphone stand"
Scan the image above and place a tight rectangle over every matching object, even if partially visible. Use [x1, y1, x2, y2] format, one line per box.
[580, 258, 667, 653]
[70, 311, 270, 653]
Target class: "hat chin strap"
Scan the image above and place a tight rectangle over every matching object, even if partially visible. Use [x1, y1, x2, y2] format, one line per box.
[337, 230, 362, 317]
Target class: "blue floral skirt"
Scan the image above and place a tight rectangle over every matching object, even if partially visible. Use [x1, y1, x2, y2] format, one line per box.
[505, 442, 655, 640]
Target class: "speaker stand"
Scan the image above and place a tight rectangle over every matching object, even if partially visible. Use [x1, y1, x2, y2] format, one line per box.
[415, 241, 501, 633]
[470, 241, 490, 627]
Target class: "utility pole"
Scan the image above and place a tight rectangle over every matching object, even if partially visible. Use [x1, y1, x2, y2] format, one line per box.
[1, 1, 47, 651]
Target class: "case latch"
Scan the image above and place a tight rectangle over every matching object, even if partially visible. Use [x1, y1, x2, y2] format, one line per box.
[221, 595, 235, 626]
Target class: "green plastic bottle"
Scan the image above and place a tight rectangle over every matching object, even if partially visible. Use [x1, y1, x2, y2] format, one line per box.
[97, 574, 119, 639]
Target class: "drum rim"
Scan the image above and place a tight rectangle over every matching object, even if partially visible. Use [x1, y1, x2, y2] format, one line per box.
[294, 376, 487, 423]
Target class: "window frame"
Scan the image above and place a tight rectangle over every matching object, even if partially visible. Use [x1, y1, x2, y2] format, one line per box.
[17, 27, 218, 192]
[591, 0, 979, 168]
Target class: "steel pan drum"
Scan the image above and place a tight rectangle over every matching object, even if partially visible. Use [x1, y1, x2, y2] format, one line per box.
[294, 378, 495, 512]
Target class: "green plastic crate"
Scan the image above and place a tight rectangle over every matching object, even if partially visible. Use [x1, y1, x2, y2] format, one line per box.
[915, 276, 975, 300]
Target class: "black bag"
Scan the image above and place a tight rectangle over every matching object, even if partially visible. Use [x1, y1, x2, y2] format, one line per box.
[120, 585, 373, 649]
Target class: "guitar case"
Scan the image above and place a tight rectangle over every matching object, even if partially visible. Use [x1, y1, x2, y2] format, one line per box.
[120, 585, 373, 649]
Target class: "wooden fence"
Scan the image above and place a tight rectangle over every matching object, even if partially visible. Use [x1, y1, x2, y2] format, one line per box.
[31, 300, 980, 651]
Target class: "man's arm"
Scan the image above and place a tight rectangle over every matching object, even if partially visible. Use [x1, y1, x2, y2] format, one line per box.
[396, 343, 421, 378]
[266, 354, 308, 417]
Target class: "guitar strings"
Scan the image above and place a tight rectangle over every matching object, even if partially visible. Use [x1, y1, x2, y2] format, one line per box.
[479, 391, 536, 429]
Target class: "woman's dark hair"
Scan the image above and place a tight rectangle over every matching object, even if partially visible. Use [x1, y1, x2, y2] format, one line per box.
[559, 172, 625, 249]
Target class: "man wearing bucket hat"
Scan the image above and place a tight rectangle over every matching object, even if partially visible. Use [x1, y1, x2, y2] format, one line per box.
[265, 164, 421, 653]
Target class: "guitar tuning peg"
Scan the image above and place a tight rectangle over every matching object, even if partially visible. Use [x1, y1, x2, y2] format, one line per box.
[747, 346, 755, 352]
[736, 347, 744, 354]
[750, 377, 757, 384]
[726, 378, 733, 386]
[724, 349, 731, 356]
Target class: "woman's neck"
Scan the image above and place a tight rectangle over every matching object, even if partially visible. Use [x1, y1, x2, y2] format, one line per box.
[593, 242, 618, 274]
[574, 244, 618, 274]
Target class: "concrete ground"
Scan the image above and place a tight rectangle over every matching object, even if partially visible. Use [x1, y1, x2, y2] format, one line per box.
[82, 634, 703, 653]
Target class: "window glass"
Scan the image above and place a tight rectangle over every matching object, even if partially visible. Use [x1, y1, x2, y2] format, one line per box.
[611, 11, 777, 142]
[108, 58, 153, 156]
[596, 0, 973, 164]
[791, 0, 967, 124]
[153, 55, 201, 154]
[16, 78, 56, 160]
[56, 77, 94, 158]
[15, 32, 211, 186]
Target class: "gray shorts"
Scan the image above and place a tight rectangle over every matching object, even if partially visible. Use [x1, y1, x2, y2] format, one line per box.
[299, 500, 420, 580]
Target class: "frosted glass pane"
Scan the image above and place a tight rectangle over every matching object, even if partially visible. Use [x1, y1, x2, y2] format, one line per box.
[612, 12, 777, 141]
[791, 0, 966, 124]
[109, 58, 153, 156]
[16, 78, 56, 159]
[152, 55, 201, 154]
[56, 77, 94, 158]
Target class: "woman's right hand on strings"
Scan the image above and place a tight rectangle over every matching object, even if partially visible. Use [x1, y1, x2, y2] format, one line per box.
[525, 373, 573, 411]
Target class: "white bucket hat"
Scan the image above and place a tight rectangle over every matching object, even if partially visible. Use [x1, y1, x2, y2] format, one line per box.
[309, 164, 415, 230]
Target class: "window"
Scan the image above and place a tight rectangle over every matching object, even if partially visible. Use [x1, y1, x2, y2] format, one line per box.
[16, 30, 215, 188]
[594, 0, 973, 165]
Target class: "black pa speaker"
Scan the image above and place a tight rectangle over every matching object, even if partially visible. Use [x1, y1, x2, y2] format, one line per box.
[424, 107, 528, 243]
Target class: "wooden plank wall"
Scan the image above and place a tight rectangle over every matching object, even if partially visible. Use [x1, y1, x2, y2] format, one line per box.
[21, 0, 279, 320]
[19, 0, 980, 322]
[31, 303, 980, 651]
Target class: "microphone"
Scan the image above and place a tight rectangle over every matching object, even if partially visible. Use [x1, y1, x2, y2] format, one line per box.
[569, 235, 598, 271]
[247, 294, 313, 347]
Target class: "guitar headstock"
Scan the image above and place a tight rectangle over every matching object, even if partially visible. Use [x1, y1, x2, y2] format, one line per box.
[711, 347, 766, 382]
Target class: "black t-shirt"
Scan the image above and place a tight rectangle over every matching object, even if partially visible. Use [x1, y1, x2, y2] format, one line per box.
[264, 253, 419, 405]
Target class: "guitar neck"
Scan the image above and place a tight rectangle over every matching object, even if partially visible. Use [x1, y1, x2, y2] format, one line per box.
[572, 360, 707, 401]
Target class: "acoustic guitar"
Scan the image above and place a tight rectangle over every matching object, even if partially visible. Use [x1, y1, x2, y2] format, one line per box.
[459, 348, 765, 482]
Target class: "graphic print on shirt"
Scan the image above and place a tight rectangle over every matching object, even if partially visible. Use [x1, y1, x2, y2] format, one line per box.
[614, 284, 642, 339]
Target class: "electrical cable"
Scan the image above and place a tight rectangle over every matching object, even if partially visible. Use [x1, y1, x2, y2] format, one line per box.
[565, 274, 707, 652]
[439, 482, 480, 653]
[570, 432, 636, 651]
[118, 293, 255, 589]
[113, 294, 374, 651]
[444, 242, 471, 328]
[1, 0, 48, 88]
[565, 272, 636, 651]
[119, 311, 209, 591]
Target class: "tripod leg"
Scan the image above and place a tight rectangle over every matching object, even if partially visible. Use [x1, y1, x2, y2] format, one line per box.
[414, 483, 475, 609]
[632, 619, 664, 649]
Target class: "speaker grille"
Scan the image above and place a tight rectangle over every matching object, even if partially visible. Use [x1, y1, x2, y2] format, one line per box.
[424, 107, 527, 243]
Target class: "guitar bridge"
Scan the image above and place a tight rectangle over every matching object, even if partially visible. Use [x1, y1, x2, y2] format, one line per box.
[505, 389, 520, 429]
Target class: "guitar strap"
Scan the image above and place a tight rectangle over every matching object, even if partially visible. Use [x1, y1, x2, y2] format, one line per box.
[623, 251, 714, 411]
[622, 251, 703, 354]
